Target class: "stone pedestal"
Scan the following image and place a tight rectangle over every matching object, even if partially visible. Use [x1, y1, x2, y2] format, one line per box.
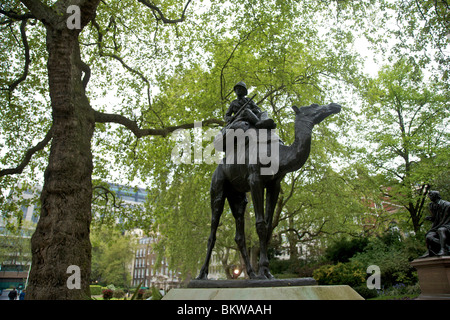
[411, 256, 450, 300]
[187, 277, 317, 288]
[163, 278, 364, 300]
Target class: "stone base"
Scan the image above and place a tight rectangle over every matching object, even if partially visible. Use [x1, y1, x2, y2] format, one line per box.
[187, 277, 317, 288]
[411, 256, 450, 300]
[162, 285, 364, 300]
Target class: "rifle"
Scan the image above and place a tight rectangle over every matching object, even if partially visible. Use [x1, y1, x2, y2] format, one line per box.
[227, 93, 257, 126]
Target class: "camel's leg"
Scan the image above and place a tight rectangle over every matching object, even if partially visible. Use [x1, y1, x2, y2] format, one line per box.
[227, 189, 257, 279]
[249, 174, 270, 279]
[196, 168, 226, 280]
[261, 182, 281, 279]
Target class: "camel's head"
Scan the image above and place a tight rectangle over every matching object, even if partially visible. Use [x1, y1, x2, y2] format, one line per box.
[292, 103, 341, 125]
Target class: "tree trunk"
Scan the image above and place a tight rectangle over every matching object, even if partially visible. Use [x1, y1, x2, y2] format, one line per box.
[288, 214, 298, 261]
[26, 27, 95, 299]
[409, 203, 422, 234]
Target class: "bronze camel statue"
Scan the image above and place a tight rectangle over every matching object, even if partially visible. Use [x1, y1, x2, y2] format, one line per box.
[196, 103, 342, 279]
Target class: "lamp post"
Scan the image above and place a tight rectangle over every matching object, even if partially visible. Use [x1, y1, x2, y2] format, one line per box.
[232, 266, 241, 279]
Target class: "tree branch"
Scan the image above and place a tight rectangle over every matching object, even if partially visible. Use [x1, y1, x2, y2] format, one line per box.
[20, 0, 100, 29]
[220, 30, 255, 101]
[93, 185, 122, 209]
[5, 19, 31, 92]
[0, 124, 53, 177]
[414, 183, 431, 219]
[94, 110, 224, 138]
[257, 85, 286, 106]
[137, 0, 192, 24]
[76, 0, 102, 29]
[279, 217, 357, 242]
[0, 8, 35, 21]
[80, 59, 91, 90]
[19, 0, 54, 25]
[91, 17, 165, 127]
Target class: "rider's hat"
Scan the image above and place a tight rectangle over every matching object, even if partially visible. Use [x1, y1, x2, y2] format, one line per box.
[233, 81, 248, 95]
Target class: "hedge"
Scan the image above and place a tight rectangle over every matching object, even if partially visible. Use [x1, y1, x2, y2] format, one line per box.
[90, 285, 103, 296]
[312, 262, 366, 287]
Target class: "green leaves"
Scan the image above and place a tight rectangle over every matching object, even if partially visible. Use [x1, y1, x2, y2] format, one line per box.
[1, 0, 448, 279]
[91, 226, 137, 287]
[357, 57, 449, 231]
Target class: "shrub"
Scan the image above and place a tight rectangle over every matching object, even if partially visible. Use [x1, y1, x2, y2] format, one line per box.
[404, 283, 421, 296]
[379, 283, 421, 297]
[353, 285, 378, 299]
[136, 289, 146, 300]
[324, 237, 369, 263]
[102, 288, 113, 300]
[350, 235, 419, 287]
[150, 286, 162, 300]
[269, 257, 321, 278]
[312, 262, 366, 287]
[106, 284, 116, 291]
[113, 289, 125, 299]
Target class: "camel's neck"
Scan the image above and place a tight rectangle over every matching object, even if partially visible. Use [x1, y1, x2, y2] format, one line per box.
[278, 118, 314, 174]
[294, 118, 314, 144]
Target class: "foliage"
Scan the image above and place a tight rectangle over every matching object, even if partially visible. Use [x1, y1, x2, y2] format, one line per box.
[324, 237, 369, 263]
[112, 289, 126, 299]
[144, 164, 214, 278]
[273, 162, 374, 258]
[0, 220, 33, 267]
[313, 229, 426, 291]
[150, 286, 163, 300]
[312, 262, 366, 288]
[269, 254, 322, 279]
[129, 281, 143, 300]
[391, 0, 450, 82]
[90, 226, 137, 288]
[128, 0, 374, 278]
[350, 230, 424, 287]
[102, 288, 113, 300]
[353, 285, 378, 299]
[89, 285, 103, 296]
[106, 284, 116, 291]
[357, 57, 449, 232]
[136, 288, 148, 300]
[269, 258, 300, 277]
[373, 283, 421, 300]
[0, 0, 448, 294]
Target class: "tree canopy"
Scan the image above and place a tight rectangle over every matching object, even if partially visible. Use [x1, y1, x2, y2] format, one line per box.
[0, 0, 448, 298]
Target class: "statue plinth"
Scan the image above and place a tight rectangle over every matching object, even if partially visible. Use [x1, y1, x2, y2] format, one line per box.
[163, 278, 364, 300]
[411, 256, 450, 300]
[187, 277, 316, 288]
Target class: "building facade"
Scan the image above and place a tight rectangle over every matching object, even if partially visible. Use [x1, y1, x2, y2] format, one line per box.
[0, 186, 39, 290]
[131, 233, 182, 291]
